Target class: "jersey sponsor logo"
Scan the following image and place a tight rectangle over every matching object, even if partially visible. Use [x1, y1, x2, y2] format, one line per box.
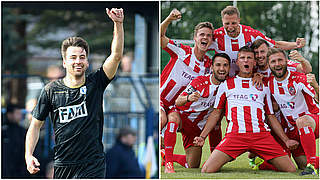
[181, 71, 195, 81]
[80, 86, 87, 95]
[58, 101, 88, 123]
[250, 94, 258, 101]
[287, 102, 295, 109]
[233, 94, 249, 100]
[288, 86, 296, 96]
[279, 102, 295, 109]
[200, 101, 214, 108]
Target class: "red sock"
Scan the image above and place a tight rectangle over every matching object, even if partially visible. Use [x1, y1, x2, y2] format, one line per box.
[259, 161, 278, 171]
[208, 127, 222, 153]
[299, 127, 318, 167]
[164, 122, 178, 163]
[173, 154, 188, 168]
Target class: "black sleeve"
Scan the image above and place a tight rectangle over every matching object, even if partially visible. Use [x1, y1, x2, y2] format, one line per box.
[32, 87, 51, 121]
[88, 67, 113, 90]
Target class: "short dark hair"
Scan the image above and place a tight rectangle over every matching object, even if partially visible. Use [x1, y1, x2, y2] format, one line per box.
[212, 53, 231, 65]
[267, 48, 287, 63]
[194, 22, 214, 37]
[116, 127, 137, 141]
[221, 6, 240, 18]
[61, 37, 89, 60]
[238, 46, 254, 55]
[251, 39, 270, 50]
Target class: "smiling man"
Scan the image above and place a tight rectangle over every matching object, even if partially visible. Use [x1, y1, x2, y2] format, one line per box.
[160, 9, 217, 173]
[267, 48, 319, 175]
[25, 8, 124, 178]
[209, 6, 306, 77]
[172, 53, 230, 169]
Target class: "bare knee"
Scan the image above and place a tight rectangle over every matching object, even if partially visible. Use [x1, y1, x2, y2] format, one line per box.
[296, 115, 315, 130]
[168, 112, 181, 124]
[286, 166, 296, 173]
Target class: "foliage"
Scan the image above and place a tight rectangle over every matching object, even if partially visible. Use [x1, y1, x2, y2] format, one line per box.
[2, 8, 29, 73]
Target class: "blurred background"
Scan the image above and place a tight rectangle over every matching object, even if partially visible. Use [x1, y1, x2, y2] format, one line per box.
[161, 1, 319, 79]
[2, 1, 159, 178]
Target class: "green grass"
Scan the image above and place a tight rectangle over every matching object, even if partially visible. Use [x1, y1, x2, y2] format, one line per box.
[160, 120, 319, 179]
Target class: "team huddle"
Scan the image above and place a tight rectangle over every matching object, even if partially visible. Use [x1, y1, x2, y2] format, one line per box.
[160, 6, 319, 175]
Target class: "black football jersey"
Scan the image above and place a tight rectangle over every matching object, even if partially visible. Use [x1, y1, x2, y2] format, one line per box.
[32, 67, 111, 166]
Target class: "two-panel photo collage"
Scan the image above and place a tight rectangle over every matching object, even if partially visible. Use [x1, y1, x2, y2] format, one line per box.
[1, 1, 319, 179]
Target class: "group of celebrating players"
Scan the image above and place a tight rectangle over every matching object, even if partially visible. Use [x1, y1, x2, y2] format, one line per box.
[160, 6, 319, 175]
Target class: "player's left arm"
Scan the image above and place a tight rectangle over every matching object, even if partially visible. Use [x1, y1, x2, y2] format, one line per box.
[306, 73, 319, 103]
[103, 8, 124, 79]
[275, 37, 305, 50]
[288, 50, 312, 74]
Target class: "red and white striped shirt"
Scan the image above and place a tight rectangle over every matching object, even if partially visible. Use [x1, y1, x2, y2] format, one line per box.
[214, 76, 273, 134]
[209, 24, 275, 77]
[269, 71, 319, 126]
[176, 75, 220, 130]
[160, 39, 212, 108]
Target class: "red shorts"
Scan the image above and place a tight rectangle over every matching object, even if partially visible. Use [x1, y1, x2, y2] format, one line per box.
[179, 112, 221, 150]
[216, 132, 287, 161]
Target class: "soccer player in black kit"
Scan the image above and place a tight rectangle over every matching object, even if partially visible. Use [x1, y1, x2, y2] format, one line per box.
[25, 8, 124, 178]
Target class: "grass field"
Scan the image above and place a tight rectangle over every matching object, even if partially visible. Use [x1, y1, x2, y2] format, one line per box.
[160, 119, 319, 179]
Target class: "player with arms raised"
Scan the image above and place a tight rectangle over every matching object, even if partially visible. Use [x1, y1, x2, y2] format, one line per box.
[25, 8, 124, 178]
[209, 6, 306, 77]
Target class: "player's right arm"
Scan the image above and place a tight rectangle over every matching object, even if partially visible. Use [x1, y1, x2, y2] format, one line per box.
[193, 108, 223, 147]
[25, 117, 44, 174]
[160, 9, 181, 48]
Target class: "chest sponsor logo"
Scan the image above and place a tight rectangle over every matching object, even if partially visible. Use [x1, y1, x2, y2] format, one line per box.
[233, 94, 248, 100]
[233, 94, 258, 101]
[279, 102, 295, 109]
[250, 94, 258, 101]
[200, 101, 214, 108]
[182, 71, 195, 81]
[58, 101, 88, 123]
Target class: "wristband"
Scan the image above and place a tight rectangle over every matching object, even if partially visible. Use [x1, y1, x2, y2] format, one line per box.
[200, 136, 206, 140]
[187, 94, 190, 102]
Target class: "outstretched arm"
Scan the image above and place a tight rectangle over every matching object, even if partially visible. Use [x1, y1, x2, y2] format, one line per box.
[193, 108, 223, 147]
[25, 118, 44, 174]
[288, 50, 312, 74]
[160, 9, 181, 48]
[103, 8, 124, 79]
[275, 37, 305, 50]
